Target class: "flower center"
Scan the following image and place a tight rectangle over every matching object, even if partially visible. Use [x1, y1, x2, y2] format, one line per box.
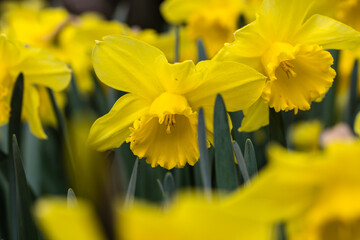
[280, 60, 296, 78]
[163, 113, 176, 134]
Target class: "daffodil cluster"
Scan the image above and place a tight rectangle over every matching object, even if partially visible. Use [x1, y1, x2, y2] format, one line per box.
[0, 0, 359, 240]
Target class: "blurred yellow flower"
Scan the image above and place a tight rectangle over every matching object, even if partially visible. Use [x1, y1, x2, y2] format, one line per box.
[1, 6, 69, 51]
[121, 192, 275, 240]
[277, 143, 360, 240]
[35, 192, 274, 240]
[35, 198, 106, 240]
[0, 35, 71, 138]
[226, 142, 360, 240]
[131, 27, 197, 63]
[58, 13, 126, 93]
[289, 120, 323, 151]
[1, 6, 128, 94]
[160, 0, 242, 58]
[88, 35, 266, 169]
[215, 0, 360, 132]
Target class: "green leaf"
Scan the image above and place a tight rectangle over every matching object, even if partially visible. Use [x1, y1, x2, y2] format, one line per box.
[9, 135, 39, 240]
[269, 108, 287, 147]
[156, 179, 166, 200]
[8, 73, 24, 147]
[91, 72, 110, 116]
[232, 141, 250, 184]
[0, 150, 6, 162]
[47, 88, 75, 185]
[244, 139, 258, 178]
[66, 75, 84, 114]
[163, 172, 175, 201]
[196, 38, 208, 62]
[213, 94, 238, 191]
[125, 157, 139, 207]
[0, 170, 9, 239]
[197, 108, 211, 191]
[67, 188, 78, 207]
[323, 49, 339, 128]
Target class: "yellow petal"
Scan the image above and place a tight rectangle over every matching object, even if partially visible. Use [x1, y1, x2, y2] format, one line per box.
[257, 0, 314, 41]
[13, 47, 71, 91]
[221, 21, 269, 58]
[92, 35, 165, 101]
[156, 60, 198, 94]
[23, 84, 47, 139]
[0, 34, 22, 66]
[120, 193, 274, 240]
[238, 98, 269, 132]
[186, 60, 266, 113]
[34, 198, 106, 240]
[160, 0, 208, 24]
[88, 93, 150, 151]
[202, 106, 215, 145]
[294, 14, 360, 50]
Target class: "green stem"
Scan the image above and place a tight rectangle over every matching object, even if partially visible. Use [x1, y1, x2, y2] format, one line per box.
[269, 108, 287, 147]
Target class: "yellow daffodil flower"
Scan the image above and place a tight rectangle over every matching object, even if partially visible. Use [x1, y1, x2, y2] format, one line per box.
[88, 35, 266, 169]
[215, 0, 360, 132]
[160, 0, 243, 58]
[34, 192, 274, 240]
[0, 35, 71, 138]
[225, 141, 360, 240]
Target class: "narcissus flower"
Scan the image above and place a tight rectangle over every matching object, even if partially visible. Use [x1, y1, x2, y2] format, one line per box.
[2, 6, 127, 94]
[1, 6, 69, 51]
[160, 0, 243, 58]
[224, 140, 360, 240]
[215, 0, 360, 132]
[88, 35, 266, 169]
[0, 35, 71, 138]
